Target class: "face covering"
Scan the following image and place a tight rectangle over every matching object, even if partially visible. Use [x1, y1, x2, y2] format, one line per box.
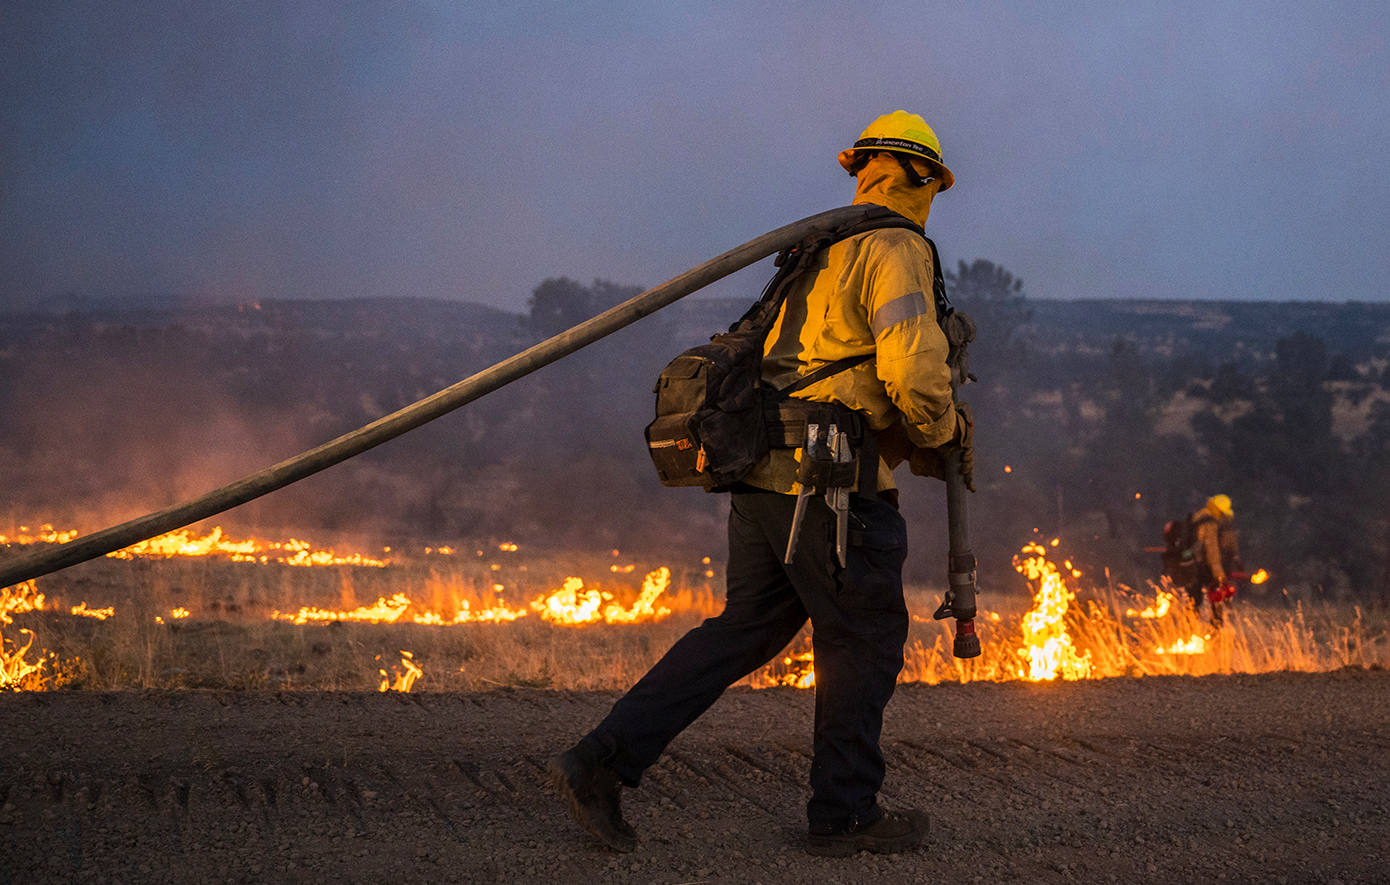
[851, 152, 942, 226]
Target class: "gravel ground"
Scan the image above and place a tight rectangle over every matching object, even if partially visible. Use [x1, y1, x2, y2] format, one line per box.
[2, 669, 1387, 884]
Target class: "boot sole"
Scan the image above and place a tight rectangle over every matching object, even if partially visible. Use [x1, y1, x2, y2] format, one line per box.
[806, 812, 928, 857]
[806, 831, 925, 857]
[547, 754, 638, 852]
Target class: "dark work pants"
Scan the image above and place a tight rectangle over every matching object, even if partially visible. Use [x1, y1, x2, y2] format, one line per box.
[581, 488, 910, 832]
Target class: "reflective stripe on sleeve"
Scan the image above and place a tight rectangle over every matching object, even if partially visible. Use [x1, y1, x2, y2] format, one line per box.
[870, 290, 930, 339]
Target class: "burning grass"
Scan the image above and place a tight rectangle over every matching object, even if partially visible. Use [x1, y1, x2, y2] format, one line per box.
[3, 526, 1388, 693]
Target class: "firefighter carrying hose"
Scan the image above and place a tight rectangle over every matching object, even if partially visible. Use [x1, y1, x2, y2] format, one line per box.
[548, 111, 974, 856]
[1163, 494, 1243, 627]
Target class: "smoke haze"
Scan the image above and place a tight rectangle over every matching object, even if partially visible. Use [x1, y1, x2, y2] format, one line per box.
[3, 0, 1389, 312]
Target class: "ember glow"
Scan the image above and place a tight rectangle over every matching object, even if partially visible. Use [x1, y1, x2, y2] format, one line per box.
[1250, 569, 1269, 584]
[744, 638, 817, 689]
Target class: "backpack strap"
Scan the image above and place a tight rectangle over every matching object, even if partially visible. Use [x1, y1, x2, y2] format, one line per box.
[922, 236, 953, 323]
[762, 207, 951, 400]
[767, 353, 874, 400]
[725, 205, 930, 339]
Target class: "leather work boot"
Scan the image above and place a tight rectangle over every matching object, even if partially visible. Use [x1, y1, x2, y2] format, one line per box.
[547, 742, 638, 852]
[806, 809, 929, 857]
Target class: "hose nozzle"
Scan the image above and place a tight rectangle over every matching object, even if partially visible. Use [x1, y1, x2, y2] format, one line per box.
[934, 552, 981, 659]
[952, 619, 981, 658]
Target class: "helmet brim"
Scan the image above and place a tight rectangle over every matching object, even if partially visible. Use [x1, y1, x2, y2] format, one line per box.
[838, 147, 954, 191]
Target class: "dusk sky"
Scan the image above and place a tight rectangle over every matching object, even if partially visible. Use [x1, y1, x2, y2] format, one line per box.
[3, 0, 1388, 314]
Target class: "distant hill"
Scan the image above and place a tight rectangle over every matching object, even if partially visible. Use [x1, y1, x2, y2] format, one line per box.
[8, 294, 1388, 361]
[2, 294, 1388, 596]
[1023, 299, 1390, 363]
[0, 297, 524, 347]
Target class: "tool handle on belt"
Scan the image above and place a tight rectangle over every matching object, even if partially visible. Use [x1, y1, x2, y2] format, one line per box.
[795, 420, 857, 494]
[828, 427, 852, 568]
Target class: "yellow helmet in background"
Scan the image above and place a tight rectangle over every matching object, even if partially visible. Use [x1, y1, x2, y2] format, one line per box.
[1205, 495, 1234, 522]
[838, 110, 955, 191]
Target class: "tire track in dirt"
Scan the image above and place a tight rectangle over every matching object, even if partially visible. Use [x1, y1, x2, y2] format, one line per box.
[1, 673, 1388, 884]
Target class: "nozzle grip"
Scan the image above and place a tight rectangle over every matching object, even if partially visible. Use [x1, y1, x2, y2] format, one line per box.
[952, 620, 982, 658]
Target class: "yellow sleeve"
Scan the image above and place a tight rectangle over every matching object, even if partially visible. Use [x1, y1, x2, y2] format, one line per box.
[861, 230, 954, 449]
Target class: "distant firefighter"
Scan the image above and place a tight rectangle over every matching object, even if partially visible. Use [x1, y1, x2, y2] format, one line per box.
[1161, 494, 1243, 627]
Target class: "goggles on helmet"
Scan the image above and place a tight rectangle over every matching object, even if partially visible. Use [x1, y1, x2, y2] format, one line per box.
[851, 136, 946, 168]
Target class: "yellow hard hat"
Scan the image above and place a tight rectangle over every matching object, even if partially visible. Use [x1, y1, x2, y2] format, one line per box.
[838, 110, 955, 191]
[1205, 495, 1234, 521]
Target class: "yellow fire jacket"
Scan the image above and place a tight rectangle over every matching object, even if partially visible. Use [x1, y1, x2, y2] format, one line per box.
[741, 155, 956, 495]
[1195, 517, 1225, 584]
[1195, 517, 1241, 585]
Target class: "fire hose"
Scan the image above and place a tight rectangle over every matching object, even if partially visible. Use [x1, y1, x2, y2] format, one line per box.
[0, 205, 891, 590]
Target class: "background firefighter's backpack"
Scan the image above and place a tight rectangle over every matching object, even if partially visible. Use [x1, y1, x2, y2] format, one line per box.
[644, 205, 953, 492]
[1161, 516, 1197, 579]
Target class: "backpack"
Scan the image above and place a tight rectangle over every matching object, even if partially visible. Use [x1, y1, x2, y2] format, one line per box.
[1161, 513, 1208, 578]
[1162, 518, 1188, 555]
[644, 205, 953, 492]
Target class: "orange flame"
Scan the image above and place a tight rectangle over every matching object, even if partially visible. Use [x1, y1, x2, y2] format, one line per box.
[378, 651, 422, 692]
[1126, 589, 1174, 619]
[275, 593, 412, 625]
[745, 640, 816, 689]
[265, 568, 676, 628]
[110, 527, 387, 568]
[531, 577, 608, 624]
[1, 581, 45, 619]
[1, 581, 48, 689]
[70, 602, 114, 620]
[0, 627, 45, 689]
[0, 525, 79, 545]
[781, 650, 816, 689]
[602, 568, 672, 624]
[1014, 543, 1093, 681]
[1157, 634, 1208, 655]
[412, 597, 530, 624]
[1250, 569, 1269, 585]
[530, 569, 674, 626]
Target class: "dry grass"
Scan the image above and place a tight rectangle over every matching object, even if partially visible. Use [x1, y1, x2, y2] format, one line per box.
[3, 544, 1388, 693]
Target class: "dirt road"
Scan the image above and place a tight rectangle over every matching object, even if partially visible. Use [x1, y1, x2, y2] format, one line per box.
[2, 670, 1387, 884]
